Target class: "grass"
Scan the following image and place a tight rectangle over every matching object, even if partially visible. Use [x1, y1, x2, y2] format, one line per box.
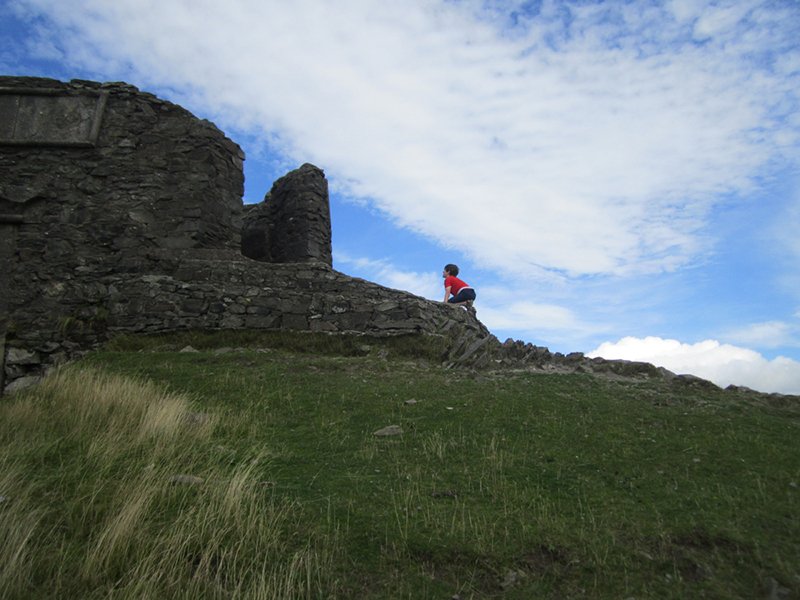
[1, 330, 798, 599]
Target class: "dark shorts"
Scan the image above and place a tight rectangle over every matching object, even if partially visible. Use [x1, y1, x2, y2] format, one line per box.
[448, 288, 476, 304]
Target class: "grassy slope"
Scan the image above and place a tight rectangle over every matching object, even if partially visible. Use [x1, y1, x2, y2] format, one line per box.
[1, 331, 798, 599]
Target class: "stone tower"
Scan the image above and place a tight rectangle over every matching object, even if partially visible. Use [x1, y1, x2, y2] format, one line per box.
[241, 163, 332, 265]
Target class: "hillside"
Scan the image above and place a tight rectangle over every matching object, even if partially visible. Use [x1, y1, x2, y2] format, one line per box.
[1, 331, 798, 599]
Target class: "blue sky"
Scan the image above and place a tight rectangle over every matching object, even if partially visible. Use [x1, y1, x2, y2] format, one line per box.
[3, 0, 800, 393]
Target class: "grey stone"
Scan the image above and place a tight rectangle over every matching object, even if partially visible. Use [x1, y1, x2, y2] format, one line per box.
[763, 577, 791, 600]
[500, 569, 526, 590]
[373, 425, 403, 436]
[4, 376, 42, 394]
[5, 348, 39, 365]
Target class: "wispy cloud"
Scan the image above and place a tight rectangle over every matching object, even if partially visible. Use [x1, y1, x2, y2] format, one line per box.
[9, 0, 800, 282]
[333, 252, 442, 301]
[589, 336, 800, 395]
[478, 300, 579, 331]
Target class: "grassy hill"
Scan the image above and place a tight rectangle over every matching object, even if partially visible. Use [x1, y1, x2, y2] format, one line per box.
[1, 331, 798, 599]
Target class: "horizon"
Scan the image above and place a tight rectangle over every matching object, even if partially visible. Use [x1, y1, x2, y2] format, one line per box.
[2, 0, 799, 394]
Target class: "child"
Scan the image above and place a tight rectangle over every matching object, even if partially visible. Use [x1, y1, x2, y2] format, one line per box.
[442, 264, 476, 312]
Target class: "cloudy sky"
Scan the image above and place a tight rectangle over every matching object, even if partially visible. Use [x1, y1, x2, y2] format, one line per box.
[3, 0, 800, 393]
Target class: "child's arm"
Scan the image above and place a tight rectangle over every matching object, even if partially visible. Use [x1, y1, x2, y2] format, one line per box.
[443, 285, 451, 303]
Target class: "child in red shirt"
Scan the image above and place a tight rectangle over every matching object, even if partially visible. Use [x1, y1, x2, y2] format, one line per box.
[442, 264, 476, 312]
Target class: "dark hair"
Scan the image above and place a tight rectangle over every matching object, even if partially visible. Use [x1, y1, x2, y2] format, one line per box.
[444, 264, 459, 276]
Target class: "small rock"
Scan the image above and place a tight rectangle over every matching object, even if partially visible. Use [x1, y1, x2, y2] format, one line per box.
[151, 344, 178, 352]
[214, 347, 233, 355]
[373, 425, 403, 436]
[764, 577, 792, 600]
[170, 475, 204, 485]
[4, 376, 42, 394]
[695, 565, 714, 580]
[500, 569, 526, 590]
[790, 482, 797, 488]
[180, 345, 199, 353]
[418, 359, 431, 368]
[404, 399, 418, 405]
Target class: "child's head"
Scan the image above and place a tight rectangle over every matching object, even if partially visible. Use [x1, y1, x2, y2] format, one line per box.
[444, 264, 459, 277]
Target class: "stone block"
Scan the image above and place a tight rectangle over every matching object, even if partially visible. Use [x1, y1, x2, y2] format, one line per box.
[6, 347, 40, 365]
[180, 298, 207, 314]
[219, 315, 244, 328]
[282, 314, 308, 330]
[245, 315, 280, 329]
[310, 319, 337, 332]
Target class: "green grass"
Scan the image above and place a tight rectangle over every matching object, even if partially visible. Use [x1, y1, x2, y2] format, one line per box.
[2, 331, 798, 599]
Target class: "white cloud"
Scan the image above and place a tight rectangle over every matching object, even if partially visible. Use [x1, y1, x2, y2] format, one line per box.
[11, 0, 800, 282]
[333, 252, 442, 300]
[724, 321, 798, 349]
[588, 336, 800, 395]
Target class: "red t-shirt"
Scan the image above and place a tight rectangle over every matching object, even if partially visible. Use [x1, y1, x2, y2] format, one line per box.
[444, 276, 470, 295]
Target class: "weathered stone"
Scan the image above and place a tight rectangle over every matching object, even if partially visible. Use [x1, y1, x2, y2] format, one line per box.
[373, 425, 403, 436]
[4, 375, 42, 394]
[500, 569, 526, 591]
[5, 347, 39, 365]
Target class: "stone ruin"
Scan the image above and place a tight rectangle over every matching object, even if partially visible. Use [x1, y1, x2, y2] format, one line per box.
[1, 76, 707, 396]
[0, 76, 500, 394]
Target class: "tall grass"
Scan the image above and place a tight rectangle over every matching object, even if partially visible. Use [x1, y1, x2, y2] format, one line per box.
[0, 367, 340, 599]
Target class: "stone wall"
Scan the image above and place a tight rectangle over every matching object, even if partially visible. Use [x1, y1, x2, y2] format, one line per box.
[1, 77, 493, 394]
